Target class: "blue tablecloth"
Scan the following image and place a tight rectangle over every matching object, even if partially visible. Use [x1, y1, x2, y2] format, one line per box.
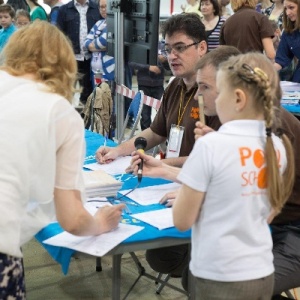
[282, 103, 300, 114]
[35, 130, 190, 274]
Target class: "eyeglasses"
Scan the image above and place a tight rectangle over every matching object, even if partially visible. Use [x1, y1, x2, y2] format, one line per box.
[99, 5, 106, 9]
[161, 41, 200, 55]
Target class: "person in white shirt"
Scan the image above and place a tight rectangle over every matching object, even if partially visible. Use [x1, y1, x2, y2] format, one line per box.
[129, 52, 295, 299]
[181, 0, 202, 17]
[0, 21, 124, 298]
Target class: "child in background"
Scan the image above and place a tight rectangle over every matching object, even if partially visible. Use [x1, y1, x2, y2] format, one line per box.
[15, 9, 30, 28]
[0, 4, 16, 52]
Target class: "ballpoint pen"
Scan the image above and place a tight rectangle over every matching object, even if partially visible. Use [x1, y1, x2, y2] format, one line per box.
[104, 133, 108, 147]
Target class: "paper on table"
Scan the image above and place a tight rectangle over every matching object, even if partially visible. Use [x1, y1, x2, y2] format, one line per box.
[85, 197, 112, 215]
[131, 208, 174, 230]
[84, 156, 132, 175]
[43, 223, 144, 257]
[280, 81, 300, 92]
[119, 182, 181, 205]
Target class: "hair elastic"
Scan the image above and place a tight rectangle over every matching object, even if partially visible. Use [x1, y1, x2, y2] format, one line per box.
[266, 127, 272, 137]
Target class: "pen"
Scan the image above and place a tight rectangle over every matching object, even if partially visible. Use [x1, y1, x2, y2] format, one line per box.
[198, 94, 206, 126]
[104, 133, 108, 147]
[87, 199, 108, 203]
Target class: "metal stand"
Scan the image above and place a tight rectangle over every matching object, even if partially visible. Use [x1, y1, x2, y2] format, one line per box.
[114, 10, 125, 140]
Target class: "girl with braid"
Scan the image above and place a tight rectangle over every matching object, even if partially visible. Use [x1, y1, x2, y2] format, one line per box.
[130, 52, 295, 299]
[174, 52, 294, 299]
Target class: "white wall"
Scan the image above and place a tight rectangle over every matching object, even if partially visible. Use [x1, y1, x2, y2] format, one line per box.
[160, 0, 186, 16]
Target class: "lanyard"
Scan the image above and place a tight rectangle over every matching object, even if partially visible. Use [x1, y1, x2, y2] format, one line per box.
[177, 87, 196, 126]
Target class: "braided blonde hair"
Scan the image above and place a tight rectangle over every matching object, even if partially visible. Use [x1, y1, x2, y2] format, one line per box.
[219, 53, 295, 214]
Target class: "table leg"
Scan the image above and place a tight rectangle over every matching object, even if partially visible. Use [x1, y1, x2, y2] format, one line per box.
[112, 254, 122, 300]
[188, 271, 195, 300]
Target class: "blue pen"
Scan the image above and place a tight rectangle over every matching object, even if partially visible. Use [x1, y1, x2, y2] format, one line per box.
[104, 133, 108, 147]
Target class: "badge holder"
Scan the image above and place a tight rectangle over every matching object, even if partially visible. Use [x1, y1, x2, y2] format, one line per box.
[166, 124, 184, 158]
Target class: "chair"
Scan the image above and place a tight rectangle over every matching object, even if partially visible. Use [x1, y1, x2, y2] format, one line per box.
[118, 90, 144, 144]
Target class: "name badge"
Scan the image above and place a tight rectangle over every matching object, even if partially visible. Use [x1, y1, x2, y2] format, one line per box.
[166, 124, 184, 158]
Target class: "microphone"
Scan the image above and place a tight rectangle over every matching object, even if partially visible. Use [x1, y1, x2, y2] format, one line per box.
[134, 137, 147, 182]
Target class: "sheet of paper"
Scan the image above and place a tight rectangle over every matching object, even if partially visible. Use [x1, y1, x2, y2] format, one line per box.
[280, 81, 300, 92]
[119, 182, 181, 205]
[131, 208, 174, 230]
[85, 197, 112, 215]
[43, 223, 144, 257]
[84, 156, 132, 175]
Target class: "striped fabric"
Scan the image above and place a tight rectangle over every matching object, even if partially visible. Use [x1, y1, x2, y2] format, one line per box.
[207, 16, 226, 52]
[84, 19, 115, 80]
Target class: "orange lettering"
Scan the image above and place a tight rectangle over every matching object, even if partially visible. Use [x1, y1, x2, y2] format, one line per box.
[239, 147, 251, 166]
[253, 149, 265, 168]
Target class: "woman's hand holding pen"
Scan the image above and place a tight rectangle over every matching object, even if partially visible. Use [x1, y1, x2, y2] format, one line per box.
[94, 203, 125, 234]
[95, 146, 118, 164]
[194, 121, 214, 141]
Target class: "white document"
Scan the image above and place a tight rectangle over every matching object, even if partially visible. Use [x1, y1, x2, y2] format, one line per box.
[84, 197, 112, 215]
[131, 208, 174, 230]
[280, 81, 300, 92]
[119, 182, 181, 205]
[43, 223, 144, 257]
[84, 156, 132, 175]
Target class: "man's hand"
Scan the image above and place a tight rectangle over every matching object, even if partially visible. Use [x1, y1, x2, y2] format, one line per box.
[194, 121, 214, 140]
[96, 146, 119, 164]
[149, 65, 161, 74]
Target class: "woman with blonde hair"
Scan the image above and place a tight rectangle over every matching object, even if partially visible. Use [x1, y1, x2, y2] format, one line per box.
[220, 0, 276, 60]
[0, 21, 124, 298]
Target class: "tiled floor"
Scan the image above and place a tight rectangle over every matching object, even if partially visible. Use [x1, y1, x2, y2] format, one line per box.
[23, 239, 186, 300]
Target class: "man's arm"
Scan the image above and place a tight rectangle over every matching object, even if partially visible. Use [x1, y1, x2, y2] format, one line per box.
[96, 128, 166, 163]
[162, 156, 188, 167]
[262, 37, 276, 61]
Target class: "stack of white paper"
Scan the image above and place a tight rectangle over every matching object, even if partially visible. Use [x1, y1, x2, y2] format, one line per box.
[83, 170, 122, 197]
[280, 81, 300, 92]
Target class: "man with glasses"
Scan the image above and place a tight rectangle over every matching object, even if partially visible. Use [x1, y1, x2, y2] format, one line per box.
[96, 13, 221, 167]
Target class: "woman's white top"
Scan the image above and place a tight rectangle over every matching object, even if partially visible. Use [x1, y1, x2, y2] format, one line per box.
[177, 120, 287, 281]
[0, 71, 85, 257]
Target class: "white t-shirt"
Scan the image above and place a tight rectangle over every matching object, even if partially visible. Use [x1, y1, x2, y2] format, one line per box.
[0, 71, 85, 257]
[177, 120, 287, 281]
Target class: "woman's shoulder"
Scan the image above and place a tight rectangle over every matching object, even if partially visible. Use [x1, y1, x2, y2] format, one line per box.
[31, 6, 48, 20]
